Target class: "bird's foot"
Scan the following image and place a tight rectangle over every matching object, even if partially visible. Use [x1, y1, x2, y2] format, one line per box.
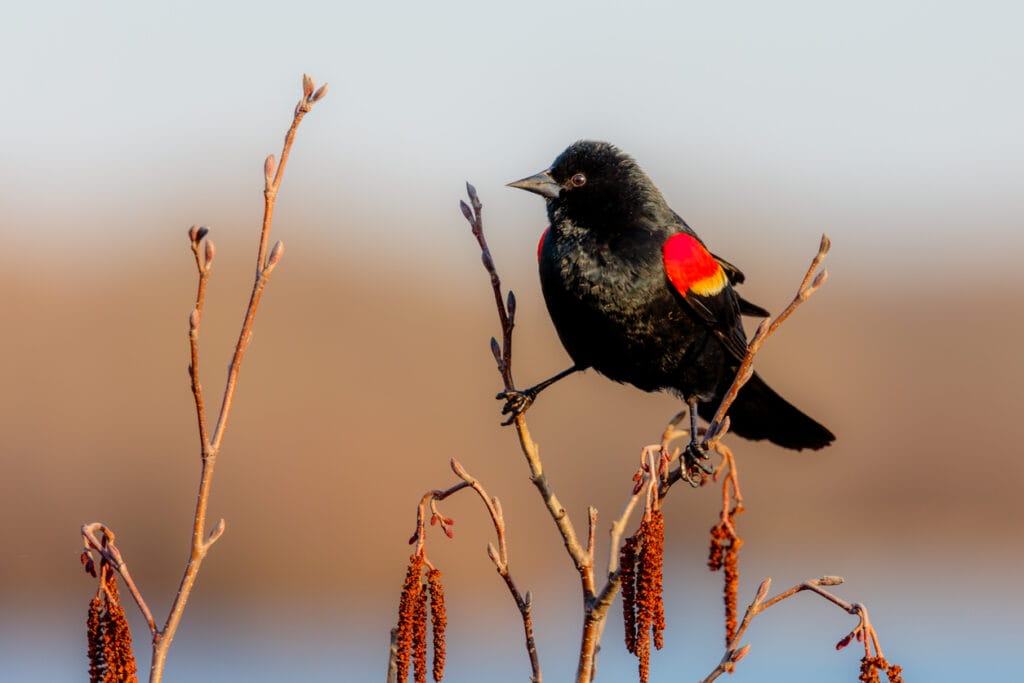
[681, 440, 714, 487]
[495, 387, 537, 426]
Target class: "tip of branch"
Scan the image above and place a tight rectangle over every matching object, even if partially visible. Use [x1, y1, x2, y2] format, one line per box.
[311, 83, 329, 103]
[449, 458, 467, 478]
[465, 182, 481, 211]
[189, 225, 209, 244]
[755, 577, 772, 603]
[818, 575, 845, 586]
[302, 73, 315, 99]
[818, 233, 831, 256]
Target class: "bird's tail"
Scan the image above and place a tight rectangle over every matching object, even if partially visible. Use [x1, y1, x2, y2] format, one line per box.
[698, 372, 835, 451]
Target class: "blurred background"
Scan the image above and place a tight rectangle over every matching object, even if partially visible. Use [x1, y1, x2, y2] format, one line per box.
[2, 1, 1022, 680]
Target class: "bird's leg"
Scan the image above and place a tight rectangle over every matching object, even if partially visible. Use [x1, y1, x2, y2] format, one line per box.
[681, 399, 714, 486]
[496, 365, 580, 425]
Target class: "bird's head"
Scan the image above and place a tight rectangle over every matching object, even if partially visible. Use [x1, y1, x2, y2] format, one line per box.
[508, 140, 664, 232]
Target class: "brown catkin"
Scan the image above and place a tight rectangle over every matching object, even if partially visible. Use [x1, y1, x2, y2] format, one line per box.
[412, 580, 429, 683]
[426, 569, 447, 682]
[620, 534, 639, 654]
[394, 554, 424, 682]
[645, 511, 666, 650]
[103, 601, 138, 683]
[87, 597, 106, 683]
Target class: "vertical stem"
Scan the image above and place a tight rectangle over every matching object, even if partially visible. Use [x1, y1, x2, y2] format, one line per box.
[145, 75, 325, 683]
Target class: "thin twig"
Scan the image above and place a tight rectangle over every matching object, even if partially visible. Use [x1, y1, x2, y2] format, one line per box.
[704, 234, 830, 446]
[658, 235, 831, 492]
[81, 523, 157, 636]
[699, 575, 880, 682]
[75, 75, 326, 683]
[462, 185, 600, 682]
[449, 459, 542, 683]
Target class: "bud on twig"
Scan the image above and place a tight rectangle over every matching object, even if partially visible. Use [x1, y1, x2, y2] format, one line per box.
[189, 309, 200, 332]
[188, 225, 201, 243]
[819, 575, 844, 586]
[466, 182, 481, 212]
[311, 83, 329, 102]
[754, 577, 771, 604]
[204, 239, 216, 267]
[732, 644, 751, 662]
[264, 154, 276, 184]
[819, 233, 831, 256]
[811, 269, 828, 289]
[490, 337, 502, 365]
[302, 73, 315, 99]
[506, 290, 516, 320]
[267, 240, 285, 269]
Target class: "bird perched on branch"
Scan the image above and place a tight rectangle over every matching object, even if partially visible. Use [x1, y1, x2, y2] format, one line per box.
[505, 141, 834, 471]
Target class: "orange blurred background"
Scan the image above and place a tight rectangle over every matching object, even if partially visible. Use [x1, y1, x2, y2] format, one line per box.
[2, 2, 1023, 681]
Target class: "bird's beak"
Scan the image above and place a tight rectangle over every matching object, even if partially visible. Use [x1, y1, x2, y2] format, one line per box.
[507, 170, 560, 199]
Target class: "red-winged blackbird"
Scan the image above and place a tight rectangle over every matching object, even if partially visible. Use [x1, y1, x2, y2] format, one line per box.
[505, 141, 834, 464]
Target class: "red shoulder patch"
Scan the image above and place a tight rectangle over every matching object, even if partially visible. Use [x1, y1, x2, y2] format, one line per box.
[537, 226, 551, 263]
[663, 233, 728, 297]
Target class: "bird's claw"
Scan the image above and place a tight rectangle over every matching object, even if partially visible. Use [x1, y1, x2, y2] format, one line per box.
[496, 388, 536, 426]
[680, 441, 713, 487]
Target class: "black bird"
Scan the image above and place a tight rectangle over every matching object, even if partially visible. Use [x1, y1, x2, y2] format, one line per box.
[505, 141, 834, 467]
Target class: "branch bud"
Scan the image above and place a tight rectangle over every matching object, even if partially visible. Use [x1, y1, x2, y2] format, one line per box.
[302, 73, 315, 99]
[459, 200, 473, 224]
[732, 644, 751, 662]
[188, 225, 201, 243]
[311, 83, 329, 102]
[486, 542, 499, 565]
[506, 290, 516, 319]
[481, 250, 494, 272]
[818, 233, 831, 256]
[204, 239, 216, 267]
[490, 337, 502, 364]
[267, 240, 285, 269]
[754, 577, 771, 603]
[466, 182, 481, 211]
[811, 269, 828, 289]
[189, 309, 200, 331]
[818, 575, 844, 586]
[264, 154, 276, 184]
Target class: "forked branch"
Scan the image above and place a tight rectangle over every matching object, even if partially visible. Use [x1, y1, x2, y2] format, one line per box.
[81, 74, 327, 683]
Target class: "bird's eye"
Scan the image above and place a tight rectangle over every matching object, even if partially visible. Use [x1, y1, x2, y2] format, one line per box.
[570, 173, 587, 187]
